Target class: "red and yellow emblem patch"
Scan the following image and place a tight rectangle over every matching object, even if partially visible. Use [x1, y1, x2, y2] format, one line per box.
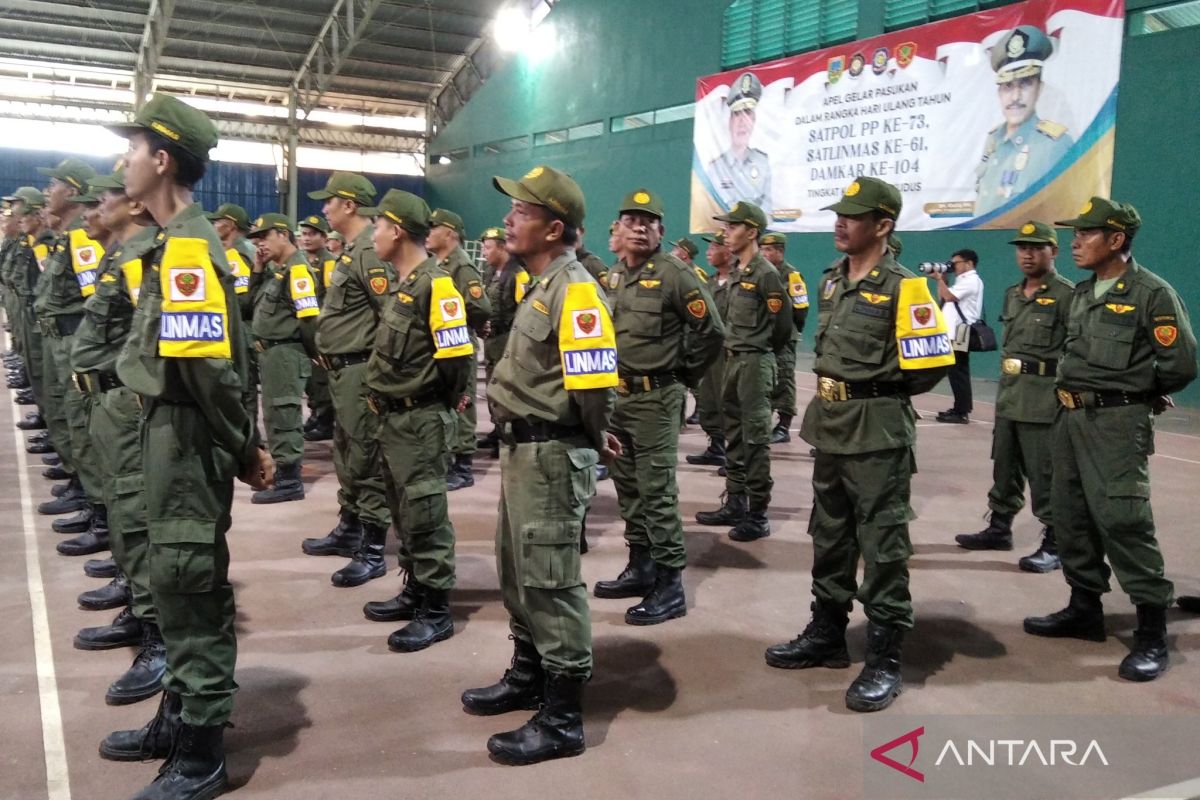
[369, 276, 388, 295]
[469, 285, 483, 299]
[174, 272, 199, 297]
[1154, 325, 1178, 347]
[767, 297, 783, 313]
[687, 299, 707, 319]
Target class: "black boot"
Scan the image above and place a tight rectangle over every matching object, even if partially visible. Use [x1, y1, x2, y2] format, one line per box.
[1018, 526, 1061, 573]
[593, 544, 655, 599]
[1178, 596, 1200, 613]
[99, 690, 181, 761]
[44, 465, 71, 481]
[129, 722, 227, 800]
[625, 563, 687, 625]
[765, 601, 851, 669]
[1118, 604, 1169, 682]
[52, 505, 93, 533]
[85, 557, 119, 579]
[16, 411, 45, 430]
[446, 454, 475, 491]
[955, 512, 1014, 550]
[685, 436, 726, 466]
[462, 637, 544, 716]
[58, 504, 109, 556]
[107, 621, 167, 705]
[1023, 587, 1106, 642]
[363, 570, 425, 622]
[38, 487, 87, 516]
[487, 673, 586, 765]
[387, 587, 454, 652]
[15, 388, 36, 405]
[330, 522, 387, 587]
[729, 506, 770, 542]
[75, 607, 143, 650]
[695, 492, 747, 526]
[302, 508, 363, 557]
[770, 413, 793, 444]
[251, 461, 305, 504]
[78, 571, 130, 611]
[845, 621, 905, 712]
[477, 428, 500, 455]
[302, 411, 334, 442]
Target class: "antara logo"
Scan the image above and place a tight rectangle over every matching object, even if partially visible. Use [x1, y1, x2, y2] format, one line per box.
[871, 726, 925, 783]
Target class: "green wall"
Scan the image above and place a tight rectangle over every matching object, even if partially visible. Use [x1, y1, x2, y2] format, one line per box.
[428, 0, 1200, 405]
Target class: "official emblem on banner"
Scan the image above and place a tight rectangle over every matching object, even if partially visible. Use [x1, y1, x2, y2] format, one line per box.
[896, 42, 917, 68]
[827, 55, 846, 84]
[872, 47, 890, 75]
[849, 52, 866, 78]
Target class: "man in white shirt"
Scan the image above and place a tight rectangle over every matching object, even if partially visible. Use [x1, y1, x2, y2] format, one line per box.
[934, 249, 983, 423]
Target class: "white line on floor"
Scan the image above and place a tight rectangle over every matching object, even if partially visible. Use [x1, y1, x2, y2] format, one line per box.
[1121, 776, 1200, 799]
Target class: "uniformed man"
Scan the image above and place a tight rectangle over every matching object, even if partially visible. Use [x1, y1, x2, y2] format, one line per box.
[461, 165, 618, 765]
[428, 208, 491, 491]
[206, 204, 259, 433]
[669, 237, 699, 266]
[360, 190, 474, 652]
[593, 189, 724, 625]
[686, 231, 736, 467]
[975, 26, 1074, 216]
[576, 225, 610, 284]
[327, 230, 345, 257]
[764, 177, 954, 713]
[695, 201, 791, 541]
[103, 92, 272, 799]
[956, 221, 1073, 572]
[708, 72, 772, 215]
[298, 173, 395, 590]
[475, 226, 528, 458]
[298, 213, 336, 442]
[1024, 198, 1197, 682]
[245, 213, 320, 504]
[5, 189, 53, 439]
[760, 232, 809, 443]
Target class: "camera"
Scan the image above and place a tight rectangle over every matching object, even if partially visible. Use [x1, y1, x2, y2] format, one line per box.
[918, 261, 952, 275]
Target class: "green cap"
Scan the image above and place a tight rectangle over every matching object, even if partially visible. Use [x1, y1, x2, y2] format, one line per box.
[357, 189, 432, 235]
[713, 200, 768, 230]
[701, 231, 727, 245]
[619, 188, 665, 219]
[759, 232, 786, 247]
[727, 72, 763, 113]
[247, 213, 294, 238]
[430, 208, 465, 234]
[37, 158, 97, 193]
[308, 172, 377, 206]
[298, 214, 330, 235]
[329, 231, 345, 243]
[206, 203, 251, 231]
[887, 234, 903, 257]
[106, 93, 218, 161]
[821, 177, 902, 219]
[493, 165, 586, 229]
[1055, 197, 1141, 231]
[88, 164, 128, 193]
[1009, 220, 1058, 245]
[670, 237, 698, 258]
[4, 186, 46, 210]
[69, 189, 102, 205]
[480, 226, 506, 242]
[992, 25, 1053, 84]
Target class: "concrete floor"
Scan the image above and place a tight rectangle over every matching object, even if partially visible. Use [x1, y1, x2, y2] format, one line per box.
[4, 355, 1200, 800]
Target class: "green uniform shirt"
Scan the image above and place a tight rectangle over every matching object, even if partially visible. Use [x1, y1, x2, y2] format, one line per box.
[724, 251, 792, 354]
[488, 251, 615, 450]
[708, 269, 737, 319]
[0, 237, 17, 293]
[72, 227, 159, 374]
[315, 225, 397, 356]
[14, 231, 55, 302]
[251, 250, 319, 354]
[606, 250, 725, 386]
[33, 217, 89, 319]
[995, 270, 1074, 423]
[774, 259, 809, 340]
[366, 256, 473, 401]
[1057, 259, 1197, 396]
[306, 246, 334, 302]
[801, 253, 949, 454]
[438, 246, 491, 330]
[483, 259, 528, 364]
[975, 114, 1073, 216]
[576, 248, 609, 283]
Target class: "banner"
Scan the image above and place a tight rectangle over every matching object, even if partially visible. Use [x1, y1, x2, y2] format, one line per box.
[691, 0, 1122, 232]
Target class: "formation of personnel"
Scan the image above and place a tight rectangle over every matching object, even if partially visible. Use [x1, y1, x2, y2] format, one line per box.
[0, 91, 1197, 799]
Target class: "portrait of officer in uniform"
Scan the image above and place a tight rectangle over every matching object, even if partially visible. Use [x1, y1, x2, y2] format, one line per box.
[975, 25, 1074, 216]
[707, 72, 772, 217]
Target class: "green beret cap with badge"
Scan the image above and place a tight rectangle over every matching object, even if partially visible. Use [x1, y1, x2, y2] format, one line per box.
[1009, 220, 1058, 245]
[759, 232, 786, 247]
[4, 186, 47, 210]
[821, 177, 903, 219]
[246, 213, 295, 238]
[205, 202, 251, 231]
[480, 226, 506, 242]
[619, 188, 665, 219]
[357, 189, 432, 235]
[991, 25, 1054, 84]
[106, 93, 219, 162]
[307, 172, 377, 206]
[37, 158, 97, 193]
[713, 200, 768, 230]
[727, 72, 763, 113]
[493, 165, 586, 228]
[430, 208, 465, 234]
[670, 237, 698, 258]
[298, 214, 330, 235]
[1055, 197, 1141, 231]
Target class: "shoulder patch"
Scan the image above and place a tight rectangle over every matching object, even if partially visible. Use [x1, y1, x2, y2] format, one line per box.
[369, 276, 389, 295]
[1036, 119, 1068, 140]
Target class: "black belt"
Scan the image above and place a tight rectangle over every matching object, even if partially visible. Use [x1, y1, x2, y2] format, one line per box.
[1001, 357, 1057, 377]
[616, 372, 678, 396]
[499, 419, 586, 445]
[816, 376, 907, 402]
[73, 370, 123, 395]
[255, 337, 302, 352]
[366, 390, 441, 415]
[1056, 389, 1152, 410]
[318, 351, 371, 370]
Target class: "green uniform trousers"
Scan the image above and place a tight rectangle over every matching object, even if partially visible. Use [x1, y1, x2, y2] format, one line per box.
[611, 383, 687, 568]
[328, 361, 390, 528]
[722, 351, 776, 508]
[809, 448, 915, 629]
[987, 417, 1053, 525]
[696, 348, 726, 439]
[496, 438, 596, 679]
[451, 346, 481, 457]
[51, 335, 104, 502]
[306, 361, 332, 419]
[240, 329, 260, 437]
[91, 386, 155, 622]
[771, 339, 798, 417]
[20, 307, 47, 417]
[379, 403, 457, 589]
[1052, 405, 1172, 606]
[142, 402, 237, 727]
[40, 330, 77, 474]
[257, 343, 310, 468]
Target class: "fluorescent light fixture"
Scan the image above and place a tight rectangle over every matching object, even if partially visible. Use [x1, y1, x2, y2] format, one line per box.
[494, 6, 530, 52]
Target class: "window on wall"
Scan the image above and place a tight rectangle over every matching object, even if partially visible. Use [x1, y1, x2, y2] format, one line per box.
[721, 0, 860, 69]
[474, 135, 529, 157]
[1129, 0, 1200, 35]
[883, 0, 1019, 31]
[609, 103, 695, 133]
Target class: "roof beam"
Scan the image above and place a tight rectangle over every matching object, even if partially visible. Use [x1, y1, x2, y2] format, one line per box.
[291, 0, 385, 117]
[133, 0, 176, 109]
